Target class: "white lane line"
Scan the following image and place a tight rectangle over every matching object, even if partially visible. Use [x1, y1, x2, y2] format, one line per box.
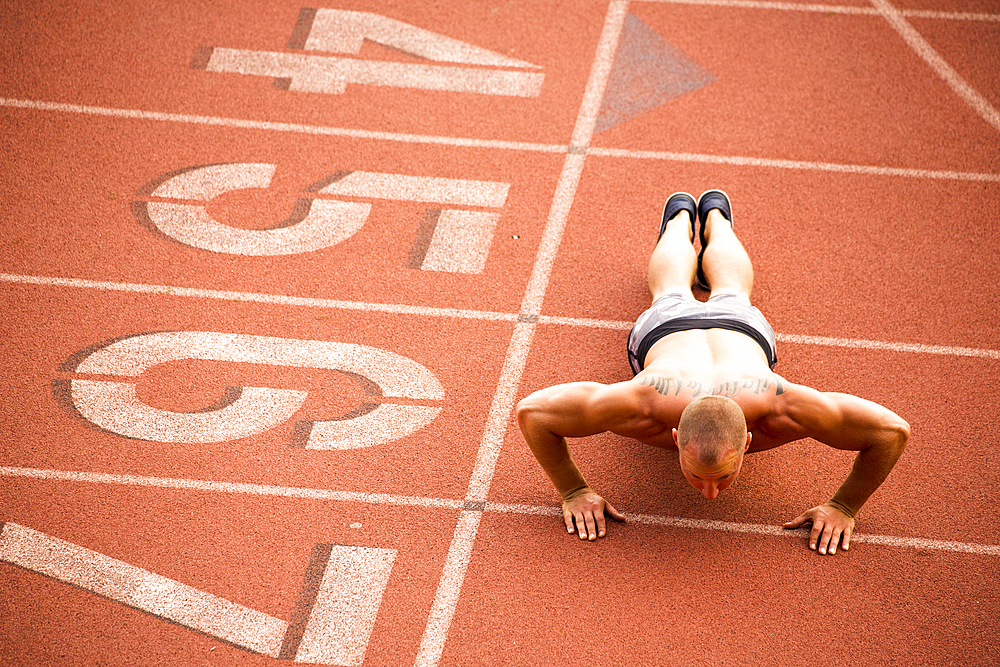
[5, 272, 999, 360]
[414, 4, 631, 667]
[4, 98, 997, 183]
[538, 314, 633, 329]
[902, 8, 1000, 22]
[848, 533, 1000, 555]
[519, 153, 586, 314]
[0, 98, 566, 154]
[486, 504, 1000, 556]
[521, 0, 632, 314]
[485, 502, 561, 517]
[541, 318, 1000, 360]
[627, 513, 1000, 556]
[0, 467, 465, 510]
[3, 467, 998, 557]
[642, 0, 882, 16]
[777, 333, 1000, 360]
[538, 316, 1000, 360]
[464, 322, 537, 504]
[0, 273, 519, 323]
[638, 0, 1000, 21]
[569, 6, 631, 150]
[869, 0, 1000, 134]
[587, 147, 1000, 182]
[412, 509, 482, 667]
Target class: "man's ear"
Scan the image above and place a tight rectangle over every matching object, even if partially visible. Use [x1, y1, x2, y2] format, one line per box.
[672, 428, 679, 447]
[745, 431, 752, 451]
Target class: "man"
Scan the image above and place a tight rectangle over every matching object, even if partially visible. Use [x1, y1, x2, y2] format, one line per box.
[516, 190, 909, 555]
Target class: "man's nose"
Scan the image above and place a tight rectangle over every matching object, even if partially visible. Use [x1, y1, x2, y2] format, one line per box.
[702, 485, 719, 500]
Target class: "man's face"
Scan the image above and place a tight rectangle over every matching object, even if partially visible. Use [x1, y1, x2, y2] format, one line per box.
[678, 446, 744, 500]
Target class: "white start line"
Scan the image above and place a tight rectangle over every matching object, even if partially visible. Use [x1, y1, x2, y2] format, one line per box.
[2, 467, 998, 558]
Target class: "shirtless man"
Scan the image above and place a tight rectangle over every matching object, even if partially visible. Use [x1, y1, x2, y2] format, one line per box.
[516, 190, 910, 555]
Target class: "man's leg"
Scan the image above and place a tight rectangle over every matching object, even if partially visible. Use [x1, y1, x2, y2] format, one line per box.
[701, 209, 754, 299]
[648, 210, 697, 301]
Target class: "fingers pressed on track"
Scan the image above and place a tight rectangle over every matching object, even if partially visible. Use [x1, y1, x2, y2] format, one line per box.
[809, 522, 824, 551]
[564, 510, 576, 534]
[828, 528, 843, 555]
[820, 524, 834, 555]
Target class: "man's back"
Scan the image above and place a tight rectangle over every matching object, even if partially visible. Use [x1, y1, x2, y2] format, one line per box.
[623, 328, 786, 449]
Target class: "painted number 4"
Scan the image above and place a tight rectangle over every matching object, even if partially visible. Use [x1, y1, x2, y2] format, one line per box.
[193, 8, 544, 97]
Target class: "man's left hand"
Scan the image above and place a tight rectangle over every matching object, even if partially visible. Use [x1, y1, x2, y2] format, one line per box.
[783, 502, 855, 555]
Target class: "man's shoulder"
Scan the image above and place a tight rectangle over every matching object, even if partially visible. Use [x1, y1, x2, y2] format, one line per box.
[747, 377, 829, 419]
[595, 379, 683, 445]
[765, 379, 831, 410]
[598, 377, 687, 412]
[749, 380, 844, 447]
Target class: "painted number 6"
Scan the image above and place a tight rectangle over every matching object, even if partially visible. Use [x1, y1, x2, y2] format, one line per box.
[55, 331, 443, 449]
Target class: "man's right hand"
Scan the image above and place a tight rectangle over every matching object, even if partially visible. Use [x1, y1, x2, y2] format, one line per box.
[562, 488, 626, 541]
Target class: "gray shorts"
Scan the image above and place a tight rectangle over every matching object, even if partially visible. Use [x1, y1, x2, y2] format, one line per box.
[627, 293, 778, 375]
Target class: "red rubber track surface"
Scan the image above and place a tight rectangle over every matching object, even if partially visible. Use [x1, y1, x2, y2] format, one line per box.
[2, 1, 998, 666]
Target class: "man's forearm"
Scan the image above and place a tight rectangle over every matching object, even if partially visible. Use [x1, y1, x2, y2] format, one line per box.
[518, 413, 591, 499]
[829, 427, 909, 516]
[544, 453, 591, 500]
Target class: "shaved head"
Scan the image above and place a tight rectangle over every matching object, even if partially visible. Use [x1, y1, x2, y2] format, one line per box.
[676, 395, 748, 465]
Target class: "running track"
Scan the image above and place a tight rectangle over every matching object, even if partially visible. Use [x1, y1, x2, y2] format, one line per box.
[1, 1, 998, 665]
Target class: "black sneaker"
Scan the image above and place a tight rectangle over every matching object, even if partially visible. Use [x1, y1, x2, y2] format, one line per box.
[695, 190, 734, 290]
[659, 192, 697, 243]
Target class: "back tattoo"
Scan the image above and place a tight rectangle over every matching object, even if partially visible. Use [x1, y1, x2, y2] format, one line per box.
[638, 375, 784, 398]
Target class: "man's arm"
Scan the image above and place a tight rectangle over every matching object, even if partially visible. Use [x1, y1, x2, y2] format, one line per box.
[771, 385, 910, 554]
[515, 381, 642, 540]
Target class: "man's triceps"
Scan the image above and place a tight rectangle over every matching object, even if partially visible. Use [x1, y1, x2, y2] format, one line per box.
[810, 391, 910, 452]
